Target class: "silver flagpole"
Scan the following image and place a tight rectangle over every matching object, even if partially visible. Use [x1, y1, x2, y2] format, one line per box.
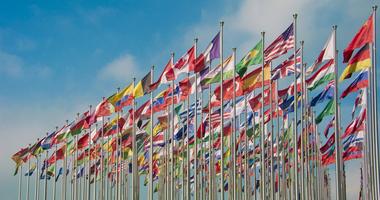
[252, 91, 257, 200]
[219, 21, 225, 200]
[41, 133, 49, 200]
[269, 62, 275, 200]
[193, 38, 199, 200]
[181, 93, 186, 200]
[93, 124, 98, 200]
[276, 80, 280, 200]
[171, 64, 175, 200]
[260, 31, 265, 200]
[131, 78, 138, 200]
[149, 65, 154, 200]
[62, 120, 68, 200]
[200, 81, 204, 200]
[299, 40, 305, 200]
[207, 68, 214, 200]
[18, 163, 23, 200]
[87, 105, 92, 200]
[371, 6, 379, 199]
[115, 88, 120, 200]
[186, 74, 191, 200]
[27, 144, 31, 200]
[34, 150, 40, 200]
[75, 113, 80, 200]
[332, 25, 343, 200]
[100, 97, 106, 200]
[292, 13, 299, 200]
[53, 127, 58, 200]
[232, 47, 237, 200]
[244, 94, 249, 200]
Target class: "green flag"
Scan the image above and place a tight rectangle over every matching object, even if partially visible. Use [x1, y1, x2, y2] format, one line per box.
[316, 99, 335, 124]
[236, 39, 263, 77]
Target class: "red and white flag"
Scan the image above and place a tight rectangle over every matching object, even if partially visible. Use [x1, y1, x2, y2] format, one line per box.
[264, 24, 295, 62]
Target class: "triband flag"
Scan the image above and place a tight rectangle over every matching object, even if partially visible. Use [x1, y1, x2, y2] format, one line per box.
[193, 32, 220, 72]
[306, 59, 334, 91]
[134, 71, 152, 98]
[201, 54, 234, 86]
[340, 44, 371, 81]
[340, 70, 368, 99]
[236, 39, 263, 77]
[241, 64, 271, 94]
[108, 83, 134, 111]
[315, 99, 335, 124]
[310, 81, 334, 107]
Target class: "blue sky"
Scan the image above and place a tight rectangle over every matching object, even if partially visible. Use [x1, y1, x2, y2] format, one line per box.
[0, 0, 378, 199]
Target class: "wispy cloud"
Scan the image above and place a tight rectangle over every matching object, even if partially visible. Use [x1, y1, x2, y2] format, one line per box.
[98, 53, 142, 82]
[0, 50, 24, 77]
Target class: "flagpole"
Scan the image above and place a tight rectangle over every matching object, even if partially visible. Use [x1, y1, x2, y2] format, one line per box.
[207, 69, 214, 200]
[132, 77, 139, 200]
[27, 145, 31, 200]
[332, 25, 343, 200]
[260, 31, 265, 200]
[62, 120, 68, 200]
[181, 93, 186, 200]
[149, 65, 155, 200]
[292, 13, 299, 200]
[170, 57, 175, 200]
[252, 90, 257, 200]
[34, 149, 40, 200]
[275, 80, 281, 200]
[244, 94, 249, 200]
[114, 88, 121, 200]
[75, 113, 80, 200]
[18, 163, 23, 200]
[232, 47, 237, 200]
[299, 40, 306, 200]
[371, 6, 379, 199]
[219, 20, 225, 200]
[53, 127, 58, 200]
[269, 63, 275, 200]
[186, 73, 191, 200]
[87, 106, 92, 200]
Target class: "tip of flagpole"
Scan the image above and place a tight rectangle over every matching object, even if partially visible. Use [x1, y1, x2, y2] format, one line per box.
[300, 40, 304, 45]
[232, 47, 236, 52]
[373, 5, 378, 10]
[171, 52, 174, 57]
[293, 13, 298, 19]
[333, 25, 337, 30]
[220, 21, 224, 26]
[261, 31, 265, 36]
[151, 65, 154, 70]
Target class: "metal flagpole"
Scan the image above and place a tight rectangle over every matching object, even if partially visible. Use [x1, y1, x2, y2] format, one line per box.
[41, 133, 49, 200]
[53, 127, 58, 200]
[219, 21, 225, 200]
[131, 77, 138, 200]
[292, 13, 299, 200]
[75, 113, 80, 200]
[207, 65, 213, 200]
[232, 47, 237, 200]
[171, 65, 175, 200]
[252, 90, 257, 200]
[332, 25, 343, 200]
[276, 80, 281, 200]
[193, 38, 199, 200]
[260, 31, 265, 200]
[186, 75, 191, 200]
[62, 120, 68, 200]
[27, 144, 31, 200]
[200, 82, 204, 200]
[115, 88, 120, 200]
[18, 163, 23, 200]
[299, 40, 306, 200]
[149, 65, 154, 200]
[87, 106, 92, 200]
[181, 95, 186, 200]
[244, 94, 249, 200]
[269, 63, 275, 200]
[371, 6, 379, 199]
[93, 124, 98, 200]
[34, 151, 40, 200]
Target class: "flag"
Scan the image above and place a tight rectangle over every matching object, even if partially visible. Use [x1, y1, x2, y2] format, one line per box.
[315, 99, 335, 124]
[150, 57, 175, 90]
[264, 24, 294, 62]
[213, 77, 243, 101]
[352, 89, 365, 119]
[306, 59, 334, 90]
[52, 124, 71, 145]
[193, 32, 220, 72]
[200, 54, 235, 86]
[41, 131, 56, 150]
[77, 133, 90, 150]
[323, 117, 335, 137]
[241, 64, 271, 94]
[340, 44, 371, 81]
[341, 108, 366, 139]
[134, 71, 152, 98]
[236, 40, 263, 77]
[320, 132, 335, 154]
[173, 46, 195, 76]
[107, 83, 134, 111]
[271, 49, 301, 80]
[310, 81, 334, 107]
[306, 31, 335, 75]
[343, 14, 374, 63]
[12, 147, 30, 175]
[69, 111, 90, 136]
[93, 99, 115, 118]
[24, 163, 37, 176]
[340, 70, 368, 99]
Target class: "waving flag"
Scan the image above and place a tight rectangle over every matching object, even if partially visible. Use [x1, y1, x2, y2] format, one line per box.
[41, 131, 56, 150]
[340, 44, 371, 81]
[134, 71, 152, 98]
[271, 49, 301, 80]
[315, 99, 335, 124]
[264, 24, 294, 62]
[306, 59, 334, 91]
[200, 54, 234, 86]
[241, 64, 271, 94]
[306, 31, 335, 75]
[323, 117, 335, 137]
[352, 89, 366, 119]
[343, 14, 374, 63]
[150, 58, 174, 90]
[341, 108, 366, 139]
[340, 70, 368, 99]
[236, 40, 263, 77]
[193, 32, 220, 72]
[173, 46, 195, 77]
[108, 83, 134, 111]
[310, 81, 334, 107]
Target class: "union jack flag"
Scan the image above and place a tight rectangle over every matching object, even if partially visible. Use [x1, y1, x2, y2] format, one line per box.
[271, 49, 301, 80]
[264, 24, 295, 62]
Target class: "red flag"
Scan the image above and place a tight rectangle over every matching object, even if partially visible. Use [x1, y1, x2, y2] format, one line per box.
[150, 58, 175, 90]
[343, 14, 374, 63]
[214, 77, 243, 101]
[77, 133, 90, 150]
[173, 46, 195, 77]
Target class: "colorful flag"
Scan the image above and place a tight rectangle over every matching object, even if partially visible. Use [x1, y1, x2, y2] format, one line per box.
[200, 54, 235, 86]
[271, 49, 301, 80]
[241, 64, 271, 94]
[236, 40, 263, 77]
[213, 77, 243, 101]
[343, 14, 374, 63]
[77, 133, 90, 150]
[315, 99, 335, 124]
[107, 83, 134, 111]
[306, 59, 334, 90]
[173, 46, 195, 76]
[340, 70, 368, 99]
[150, 58, 175, 90]
[341, 108, 366, 139]
[264, 24, 294, 62]
[352, 89, 366, 119]
[310, 81, 334, 107]
[134, 71, 152, 98]
[323, 117, 335, 137]
[93, 99, 115, 118]
[193, 32, 220, 72]
[41, 131, 56, 150]
[306, 31, 335, 75]
[340, 44, 371, 81]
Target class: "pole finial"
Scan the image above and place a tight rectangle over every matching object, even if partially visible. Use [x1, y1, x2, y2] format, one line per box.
[333, 25, 337, 30]
[300, 40, 304, 46]
[232, 47, 237, 52]
[261, 31, 265, 36]
[373, 5, 378, 11]
[293, 13, 298, 19]
[151, 65, 154, 70]
[220, 21, 224, 26]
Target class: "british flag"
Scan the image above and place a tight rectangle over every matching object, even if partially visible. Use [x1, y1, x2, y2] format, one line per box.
[264, 24, 295, 62]
[271, 49, 301, 80]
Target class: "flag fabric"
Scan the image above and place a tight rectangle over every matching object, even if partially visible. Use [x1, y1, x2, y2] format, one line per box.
[340, 70, 368, 99]
[320, 132, 335, 154]
[150, 58, 175, 90]
[93, 99, 115, 119]
[134, 71, 152, 98]
[315, 99, 335, 124]
[241, 64, 271, 94]
[213, 77, 243, 101]
[310, 81, 334, 107]
[24, 163, 37, 176]
[41, 131, 56, 150]
[29, 139, 44, 157]
[271, 49, 301, 80]
[173, 46, 195, 77]
[340, 44, 371, 81]
[200, 54, 235, 86]
[77, 133, 90, 150]
[343, 14, 374, 63]
[193, 32, 220, 72]
[264, 24, 294, 62]
[323, 117, 335, 137]
[52, 124, 71, 145]
[306, 59, 334, 90]
[341, 108, 366, 139]
[352, 89, 365, 119]
[107, 83, 134, 111]
[306, 31, 335, 75]
[236, 40, 263, 77]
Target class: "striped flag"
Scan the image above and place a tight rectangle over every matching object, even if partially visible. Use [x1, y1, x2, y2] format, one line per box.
[271, 49, 301, 80]
[264, 24, 295, 62]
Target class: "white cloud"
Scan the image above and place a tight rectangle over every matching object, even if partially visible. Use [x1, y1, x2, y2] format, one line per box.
[98, 53, 142, 82]
[0, 50, 24, 77]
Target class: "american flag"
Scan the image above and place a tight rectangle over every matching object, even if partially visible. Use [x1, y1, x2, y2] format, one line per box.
[264, 24, 295, 62]
[271, 49, 301, 80]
